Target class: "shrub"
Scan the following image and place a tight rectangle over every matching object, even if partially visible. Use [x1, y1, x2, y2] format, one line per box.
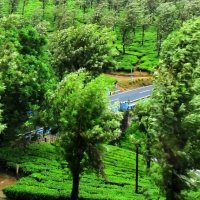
[117, 54, 139, 71]
[3, 185, 68, 200]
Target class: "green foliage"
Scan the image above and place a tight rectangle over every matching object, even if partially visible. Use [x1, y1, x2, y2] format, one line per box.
[8, 0, 20, 14]
[118, 2, 143, 55]
[49, 24, 118, 80]
[116, 54, 138, 71]
[0, 15, 56, 139]
[0, 73, 6, 134]
[155, 2, 178, 56]
[119, 122, 146, 152]
[147, 17, 200, 200]
[137, 60, 158, 72]
[41, 70, 123, 199]
[1, 143, 163, 200]
[0, 1, 198, 73]
[101, 74, 117, 85]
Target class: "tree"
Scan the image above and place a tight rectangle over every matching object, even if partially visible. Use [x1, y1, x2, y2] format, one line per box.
[89, 2, 107, 24]
[145, 0, 160, 15]
[35, 20, 50, 36]
[0, 73, 6, 136]
[107, 0, 124, 13]
[8, 0, 19, 14]
[186, 0, 200, 17]
[179, 0, 200, 23]
[0, 0, 4, 18]
[52, 0, 66, 5]
[22, 0, 29, 15]
[138, 0, 152, 45]
[148, 17, 200, 200]
[155, 2, 178, 56]
[49, 24, 118, 80]
[75, 0, 90, 14]
[31, 7, 43, 27]
[44, 70, 123, 199]
[53, 4, 77, 30]
[131, 100, 152, 169]
[0, 15, 54, 140]
[39, 0, 49, 18]
[100, 10, 118, 30]
[94, 0, 103, 7]
[118, 2, 142, 54]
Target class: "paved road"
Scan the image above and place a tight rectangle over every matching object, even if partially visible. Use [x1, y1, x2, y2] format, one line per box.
[109, 85, 153, 104]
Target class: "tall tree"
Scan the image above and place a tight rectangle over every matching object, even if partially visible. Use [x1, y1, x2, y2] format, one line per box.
[89, 2, 107, 24]
[53, 4, 77, 30]
[8, 0, 20, 14]
[131, 100, 152, 169]
[146, 0, 160, 15]
[180, 0, 200, 22]
[49, 24, 118, 80]
[118, 1, 142, 54]
[148, 17, 200, 200]
[52, 0, 66, 5]
[0, 0, 4, 18]
[22, 0, 29, 15]
[44, 70, 122, 199]
[75, 0, 90, 14]
[155, 2, 178, 56]
[0, 15, 54, 140]
[138, 0, 152, 45]
[34, 20, 50, 36]
[39, 0, 49, 18]
[107, 0, 124, 13]
[31, 7, 43, 27]
[100, 10, 118, 30]
[0, 73, 6, 136]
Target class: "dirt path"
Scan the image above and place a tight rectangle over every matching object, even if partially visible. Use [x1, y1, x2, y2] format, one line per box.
[105, 72, 153, 92]
[0, 178, 16, 200]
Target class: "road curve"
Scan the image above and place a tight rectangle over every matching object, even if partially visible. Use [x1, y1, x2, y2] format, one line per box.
[109, 85, 153, 104]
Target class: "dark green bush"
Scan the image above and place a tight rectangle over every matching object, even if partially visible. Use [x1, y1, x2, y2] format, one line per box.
[3, 185, 68, 200]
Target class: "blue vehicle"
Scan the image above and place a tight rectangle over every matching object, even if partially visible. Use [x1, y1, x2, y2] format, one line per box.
[36, 127, 44, 135]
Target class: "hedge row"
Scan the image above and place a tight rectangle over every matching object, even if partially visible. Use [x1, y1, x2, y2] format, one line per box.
[1, 144, 164, 200]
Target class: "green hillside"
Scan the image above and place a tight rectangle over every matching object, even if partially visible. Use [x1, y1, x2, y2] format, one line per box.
[1, 0, 159, 73]
[0, 143, 163, 200]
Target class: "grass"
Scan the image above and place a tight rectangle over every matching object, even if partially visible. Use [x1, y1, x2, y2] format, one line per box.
[0, 143, 164, 200]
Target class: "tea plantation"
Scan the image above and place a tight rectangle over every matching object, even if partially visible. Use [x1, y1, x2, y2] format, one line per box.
[0, 143, 164, 200]
[1, 0, 159, 73]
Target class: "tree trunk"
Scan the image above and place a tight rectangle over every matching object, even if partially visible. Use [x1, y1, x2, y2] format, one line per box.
[22, 0, 25, 15]
[83, 5, 86, 14]
[122, 29, 127, 55]
[141, 25, 145, 46]
[146, 133, 151, 169]
[166, 171, 181, 200]
[42, 0, 45, 18]
[157, 34, 162, 57]
[71, 171, 80, 200]
[163, 144, 182, 200]
[122, 44, 126, 55]
[135, 145, 139, 194]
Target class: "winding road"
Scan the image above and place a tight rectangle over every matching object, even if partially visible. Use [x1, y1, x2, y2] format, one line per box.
[109, 85, 153, 104]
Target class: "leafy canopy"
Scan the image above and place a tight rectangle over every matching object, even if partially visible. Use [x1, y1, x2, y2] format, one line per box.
[49, 70, 122, 166]
[43, 70, 123, 199]
[148, 17, 200, 200]
[0, 14, 54, 138]
[49, 24, 118, 80]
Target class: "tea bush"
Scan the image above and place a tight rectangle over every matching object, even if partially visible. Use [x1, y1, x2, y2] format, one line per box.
[1, 143, 164, 199]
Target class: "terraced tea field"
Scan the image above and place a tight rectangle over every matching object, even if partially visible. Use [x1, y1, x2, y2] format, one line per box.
[0, 143, 164, 199]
